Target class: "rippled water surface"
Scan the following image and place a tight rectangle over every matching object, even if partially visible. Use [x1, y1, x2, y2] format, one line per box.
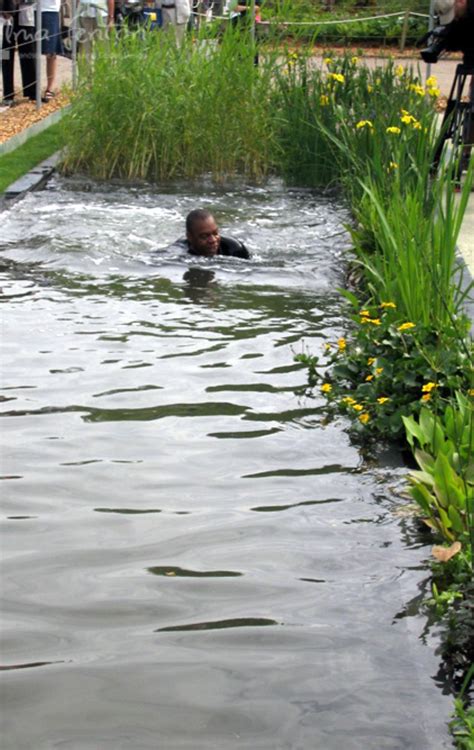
[1, 177, 451, 749]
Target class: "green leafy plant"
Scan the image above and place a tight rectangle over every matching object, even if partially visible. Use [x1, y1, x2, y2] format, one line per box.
[296, 298, 472, 441]
[449, 664, 474, 750]
[402, 392, 474, 559]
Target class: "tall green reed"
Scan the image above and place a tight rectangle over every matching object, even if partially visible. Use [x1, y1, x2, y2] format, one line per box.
[62, 26, 278, 182]
[345, 160, 474, 329]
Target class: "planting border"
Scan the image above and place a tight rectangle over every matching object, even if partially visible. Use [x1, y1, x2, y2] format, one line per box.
[0, 106, 69, 157]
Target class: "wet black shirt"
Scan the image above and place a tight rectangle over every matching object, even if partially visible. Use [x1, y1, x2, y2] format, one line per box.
[173, 236, 250, 259]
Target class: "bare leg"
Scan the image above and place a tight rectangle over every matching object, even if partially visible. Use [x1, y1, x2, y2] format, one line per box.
[46, 53, 57, 92]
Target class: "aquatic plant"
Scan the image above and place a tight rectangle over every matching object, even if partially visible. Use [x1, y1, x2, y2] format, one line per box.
[271, 54, 437, 192]
[346, 165, 473, 330]
[403, 392, 474, 561]
[295, 298, 473, 441]
[450, 669, 474, 750]
[61, 27, 277, 182]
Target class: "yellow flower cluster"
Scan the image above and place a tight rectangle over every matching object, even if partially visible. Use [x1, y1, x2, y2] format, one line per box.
[366, 365, 383, 382]
[341, 396, 356, 406]
[338, 337, 346, 352]
[356, 120, 374, 130]
[409, 83, 425, 97]
[386, 126, 401, 135]
[360, 316, 381, 325]
[340, 396, 371, 424]
[421, 382, 438, 402]
[400, 110, 422, 130]
[380, 301, 396, 309]
[320, 94, 330, 107]
[397, 321, 416, 332]
[329, 73, 345, 84]
[425, 75, 441, 98]
[321, 383, 332, 393]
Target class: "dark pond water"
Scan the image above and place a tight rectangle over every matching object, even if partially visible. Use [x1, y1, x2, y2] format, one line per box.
[0, 177, 452, 749]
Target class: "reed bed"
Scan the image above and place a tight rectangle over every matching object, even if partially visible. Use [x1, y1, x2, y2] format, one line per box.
[62, 28, 278, 182]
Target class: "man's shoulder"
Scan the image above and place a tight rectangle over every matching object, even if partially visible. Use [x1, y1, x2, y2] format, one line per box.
[219, 236, 250, 259]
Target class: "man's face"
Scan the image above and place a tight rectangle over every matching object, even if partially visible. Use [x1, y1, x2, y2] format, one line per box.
[187, 216, 221, 256]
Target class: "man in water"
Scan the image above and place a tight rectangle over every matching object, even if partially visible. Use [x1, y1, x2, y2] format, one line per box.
[183, 209, 250, 258]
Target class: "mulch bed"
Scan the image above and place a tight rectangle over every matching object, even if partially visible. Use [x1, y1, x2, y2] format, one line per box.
[0, 92, 70, 145]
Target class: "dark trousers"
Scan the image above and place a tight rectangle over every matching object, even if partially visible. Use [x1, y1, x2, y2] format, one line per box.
[2, 14, 36, 101]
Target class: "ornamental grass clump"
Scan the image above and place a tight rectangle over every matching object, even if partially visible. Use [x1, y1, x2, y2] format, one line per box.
[61, 27, 277, 182]
[271, 48, 339, 186]
[347, 160, 474, 330]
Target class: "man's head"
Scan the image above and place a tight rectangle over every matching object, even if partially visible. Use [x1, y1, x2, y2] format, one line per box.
[186, 209, 221, 256]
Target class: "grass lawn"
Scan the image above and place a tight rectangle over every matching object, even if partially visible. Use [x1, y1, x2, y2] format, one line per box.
[0, 122, 65, 194]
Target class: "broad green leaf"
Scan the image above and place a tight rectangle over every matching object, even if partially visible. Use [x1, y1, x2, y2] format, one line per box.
[409, 483, 435, 515]
[433, 452, 464, 508]
[402, 414, 425, 449]
[409, 469, 435, 487]
[438, 507, 455, 542]
[419, 408, 435, 445]
[465, 461, 474, 483]
[444, 405, 455, 438]
[414, 448, 435, 475]
[420, 408, 445, 453]
[448, 506, 465, 535]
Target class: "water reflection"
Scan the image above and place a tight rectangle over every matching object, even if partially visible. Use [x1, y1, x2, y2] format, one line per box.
[156, 618, 278, 632]
[148, 566, 243, 577]
[182, 267, 217, 304]
[0, 177, 451, 749]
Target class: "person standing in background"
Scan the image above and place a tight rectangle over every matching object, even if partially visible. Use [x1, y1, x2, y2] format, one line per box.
[76, 0, 113, 61]
[161, 0, 190, 44]
[38, 0, 62, 100]
[1, 0, 36, 104]
[229, 0, 261, 65]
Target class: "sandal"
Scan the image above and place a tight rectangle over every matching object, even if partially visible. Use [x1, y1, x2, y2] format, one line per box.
[42, 90, 56, 103]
